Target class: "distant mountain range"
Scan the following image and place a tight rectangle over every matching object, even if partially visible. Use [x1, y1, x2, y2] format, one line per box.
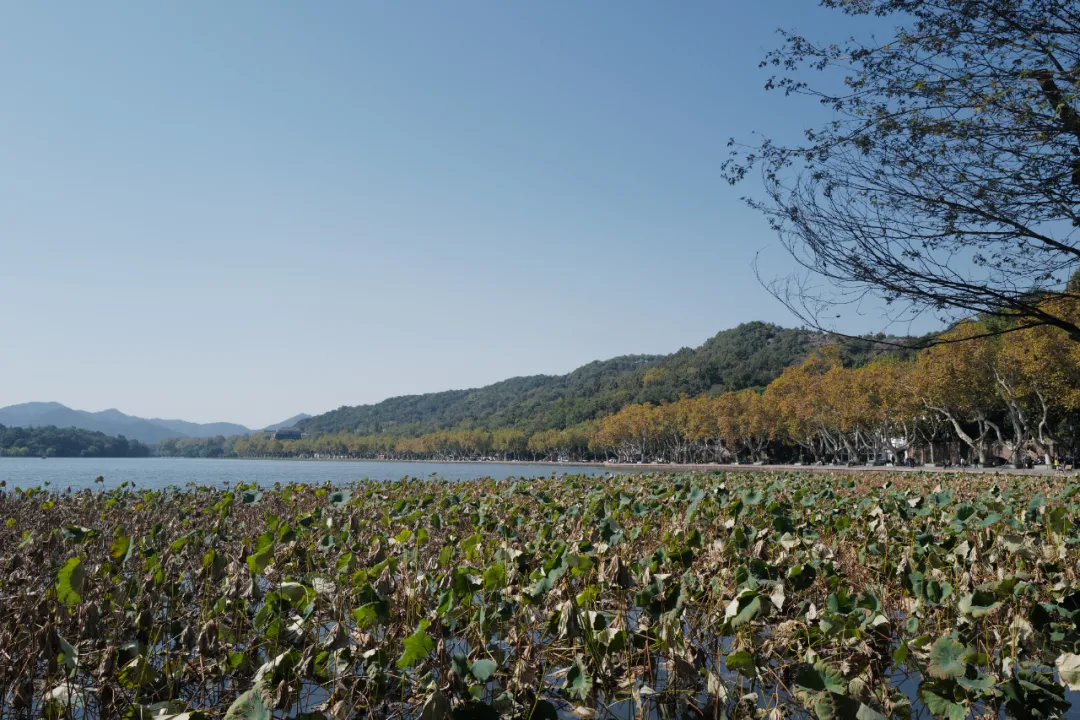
[0, 402, 306, 445]
[263, 414, 312, 432]
[1, 324, 914, 447]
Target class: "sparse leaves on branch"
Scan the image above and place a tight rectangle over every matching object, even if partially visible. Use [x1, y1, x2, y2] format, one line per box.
[725, 0, 1080, 342]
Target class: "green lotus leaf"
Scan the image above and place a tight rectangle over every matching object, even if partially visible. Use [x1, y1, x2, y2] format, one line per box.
[956, 672, 994, 692]
[719, 650, 751, 678]
[470, 658, 497, 682]
[794, 661, 846, 694]
[223, 684, 272, 720]
[246, 544, 275, 574]
[110, 534, 133, 564]
[927, 637, 967, 680]
[564, 657, 593, 701]
[958, 589, 999, 618]
[917, 682, 967, 720]
[725, 590, 761, 629]
[328, 490, 352, 509]
[56, 556, 84, 607]
[1000, 668, 1069, 720]
[396, 619, 435, 669]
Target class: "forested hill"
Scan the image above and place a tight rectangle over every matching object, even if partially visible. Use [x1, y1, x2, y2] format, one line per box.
[300, 322, 911, 436]
[0, 425, 152, 457]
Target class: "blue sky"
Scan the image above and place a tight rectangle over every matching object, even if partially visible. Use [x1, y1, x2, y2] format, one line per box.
[0, 1, 920, 428]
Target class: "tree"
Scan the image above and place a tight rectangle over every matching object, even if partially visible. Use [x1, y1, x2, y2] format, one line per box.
[996, 307, 1080, 461]
[492, 429, 527, 460]
[764, 350, 835, 461]
[822, 365, 867, 461]
[735, 389, 777, 462]
[559, 425, 594, 461]
[527, 430, 561, 461]
[858, 359, 922, 462]
[713, 392, 743, 460]
[725, 0, 1080, 342]
[682, 395, 721, 461]
[912, 321, 1003, 464]
[594, 403, 662, 463]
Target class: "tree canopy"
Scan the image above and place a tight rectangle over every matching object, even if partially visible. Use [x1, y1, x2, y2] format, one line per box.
[0, 425, 152, 458]
[725, 0, 1080, 342]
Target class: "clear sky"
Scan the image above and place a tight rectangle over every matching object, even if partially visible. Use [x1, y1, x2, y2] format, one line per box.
[0, 1, 921, 428]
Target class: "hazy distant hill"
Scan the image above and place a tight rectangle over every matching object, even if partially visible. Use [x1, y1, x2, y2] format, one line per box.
[300, 322, 913, 436]
[0, 402, 300, 444]
[149, 418, 252, 438]
[0, 403, 178, 444]
[263, 414, 311, 432]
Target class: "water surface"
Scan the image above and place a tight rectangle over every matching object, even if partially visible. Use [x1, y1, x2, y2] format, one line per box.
[0, 457, 621, 492]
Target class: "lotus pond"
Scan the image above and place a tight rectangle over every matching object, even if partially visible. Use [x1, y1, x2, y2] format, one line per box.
[3, 471, 1080, 719]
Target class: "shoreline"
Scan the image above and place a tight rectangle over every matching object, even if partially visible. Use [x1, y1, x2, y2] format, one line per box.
[226, 456, 605, 468]
[223, 456, 1065, 475]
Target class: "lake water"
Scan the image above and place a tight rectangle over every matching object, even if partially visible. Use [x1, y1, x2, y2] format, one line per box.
[0, 457, 623, 491]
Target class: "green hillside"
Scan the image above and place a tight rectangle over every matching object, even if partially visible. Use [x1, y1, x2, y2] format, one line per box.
[299, 322, 909, 436]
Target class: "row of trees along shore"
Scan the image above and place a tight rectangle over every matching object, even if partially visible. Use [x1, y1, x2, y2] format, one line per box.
[206, 303, 1080, 468]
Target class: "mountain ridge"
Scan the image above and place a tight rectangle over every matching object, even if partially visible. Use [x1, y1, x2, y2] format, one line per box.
[299, 322, 913, 436]
[0, 403, 304, 445]
[264, 414, 312, 432]
[0, 324, 912, 445]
